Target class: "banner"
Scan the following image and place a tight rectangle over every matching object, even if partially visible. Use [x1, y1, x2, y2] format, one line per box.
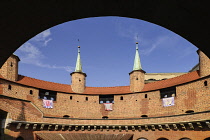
[104, 103, 113, 111]
[43, 99, 53, 108]
[162, 97, 174, 107]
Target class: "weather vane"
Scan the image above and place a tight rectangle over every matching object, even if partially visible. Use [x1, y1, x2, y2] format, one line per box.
[78, 39, 80, 48]
[136, 34, 139, 44]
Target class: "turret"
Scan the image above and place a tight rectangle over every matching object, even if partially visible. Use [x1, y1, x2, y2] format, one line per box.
[0, 54, 20, 81]
[129, 42, 145, 92]
[70, 46, 87, 93]
[197, 49, 210, 77]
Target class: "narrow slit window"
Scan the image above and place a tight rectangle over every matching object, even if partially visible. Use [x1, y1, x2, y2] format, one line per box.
[145, 94, 147, 98]
[204, 81, 208, 86]
[70, 96, 72, 100]
[8, 85, 12, 90]
[30, 90, 33, 95]
[86, 97, 88, 101]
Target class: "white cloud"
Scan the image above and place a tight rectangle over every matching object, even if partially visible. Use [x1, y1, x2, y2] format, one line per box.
[15, 30, 74, 73]
[32, 29, 52, 46]
[141, 36, 169, 55]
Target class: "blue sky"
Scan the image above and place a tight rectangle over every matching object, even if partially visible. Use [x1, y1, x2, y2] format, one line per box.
[14, 16, 198, 87]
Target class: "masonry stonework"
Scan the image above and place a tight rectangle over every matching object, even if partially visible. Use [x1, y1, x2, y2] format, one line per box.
[0, 53, 210, 140]
[198, 50, 210, 77]
[129, 70, 145, 92]
[70, 72, 86, 93]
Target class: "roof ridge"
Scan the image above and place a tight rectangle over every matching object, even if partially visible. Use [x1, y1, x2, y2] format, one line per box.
[18, 74, 69, 86]
[145, 71, 199, 85]
[86, 85, 130, 88]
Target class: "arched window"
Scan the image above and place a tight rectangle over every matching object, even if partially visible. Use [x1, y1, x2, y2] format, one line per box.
[185, 110, 194, 113]
[63, 115, 70, 118]
[8, 85, 11, 90]
[29, 90, 33, 95]
[179, 138, 191, 140]
[141, 115, 148, 118]
[204, 81, 208, 86]
[120, 96, 123, 100]
[137, 138, 148, 140]
[102, 116, 108, 119]
[157, 138, 169, 140]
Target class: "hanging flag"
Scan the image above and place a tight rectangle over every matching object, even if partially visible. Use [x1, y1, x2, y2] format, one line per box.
[162, 97, 175, 107]
[104, 103, 113, 111]
[43, 99, 53, 108]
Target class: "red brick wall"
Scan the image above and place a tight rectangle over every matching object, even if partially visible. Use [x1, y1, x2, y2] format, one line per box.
[1, 76, 210, 119]
[198, 50, 210, 77]
[0, 55, 19, 81]
[130, 70, 145, 92]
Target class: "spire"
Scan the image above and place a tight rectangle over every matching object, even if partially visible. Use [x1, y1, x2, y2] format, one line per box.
[75, 46, 82, 72]
[133, 42, 142, 70]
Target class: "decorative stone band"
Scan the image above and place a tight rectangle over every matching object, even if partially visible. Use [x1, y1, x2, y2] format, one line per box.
[7, 120, 210, 131]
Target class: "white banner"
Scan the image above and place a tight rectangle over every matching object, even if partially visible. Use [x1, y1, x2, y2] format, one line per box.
[162, 97, 174, 107]
[104, 103, 113, 111]
[43, 99, 53, 108]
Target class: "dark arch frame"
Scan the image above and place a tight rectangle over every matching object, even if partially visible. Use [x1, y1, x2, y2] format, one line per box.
[0, 1, 210, 67]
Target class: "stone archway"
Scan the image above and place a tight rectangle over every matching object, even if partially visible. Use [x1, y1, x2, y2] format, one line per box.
[0, 110, 8, 140]
[0, 1, 210, 67]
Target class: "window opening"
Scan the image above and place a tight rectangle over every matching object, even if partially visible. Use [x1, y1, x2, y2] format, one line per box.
[136, 78, 138, 80]
[63, 115, 70, 118]
[145, 94, 147, 98]
[38, 89, 57, 101]
[86, 97, 88, 101]
[120, 96, 123, 100]
[99, 95, 114, 104]
[102, 116, 108, 119]
[137, 138, 148, 140]
[10, 62, 13, 67]
[141, 115, 148, 117]
[157, 138, 169, 140]
[30, 90, 33, 95]
[160, 86, 176, 99]
[70, 96, 72, 100]
[204, 81, 208, 86]
[179, 138, 191, 140]
[148, 78, 156, 81]
[8, 85, 11, 90]
[185, 110, 194, 113]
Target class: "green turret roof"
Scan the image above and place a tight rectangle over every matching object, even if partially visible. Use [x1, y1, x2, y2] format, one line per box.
[133, 42, 142, 70]
[75, 46, 82, 72]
